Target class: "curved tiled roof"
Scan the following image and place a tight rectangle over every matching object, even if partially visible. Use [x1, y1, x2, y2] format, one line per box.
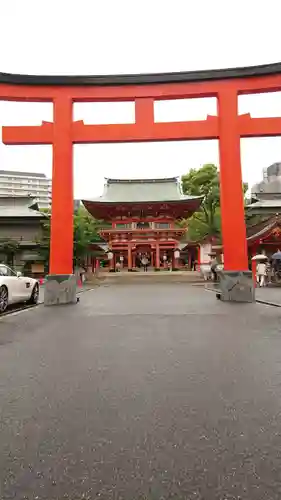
[105, 177, 178, 184]
[0, 196, 45, 218]
[247, 216, 281, 242]
[85, 177, 202, 204]
[0, 62, 281, 86]
[83, 178, 203, 220]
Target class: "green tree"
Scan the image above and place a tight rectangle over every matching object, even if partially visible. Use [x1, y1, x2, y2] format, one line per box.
[181, 164, 248, 241]
[181, 164, 221, 241]
[37, 207, 104, 270]
[73, 207, 104, 266]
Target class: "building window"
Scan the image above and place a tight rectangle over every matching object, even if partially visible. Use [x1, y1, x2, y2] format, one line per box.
[115, 223, 132, 229]
[136, 221, 150, 229]
[155, 222, 170, 229]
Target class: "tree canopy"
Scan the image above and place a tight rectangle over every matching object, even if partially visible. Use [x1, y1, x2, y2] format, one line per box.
[73, 207, 104, 266]
[37, 206, 104, 270]
[181, 163, 248, 242]
[181, 164, 221, 241]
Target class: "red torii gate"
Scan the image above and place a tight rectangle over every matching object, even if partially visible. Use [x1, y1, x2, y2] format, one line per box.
[1, 63, 281, 275]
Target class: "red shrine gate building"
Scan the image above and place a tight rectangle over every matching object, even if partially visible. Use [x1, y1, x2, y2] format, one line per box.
[83, 177, 202, 270]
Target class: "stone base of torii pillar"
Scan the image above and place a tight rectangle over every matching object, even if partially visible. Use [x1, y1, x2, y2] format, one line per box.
[44, 274, 77, 306]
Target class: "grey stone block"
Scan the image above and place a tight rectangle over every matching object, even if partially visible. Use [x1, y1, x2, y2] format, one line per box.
[44, 274, 77, 306]
[217, 270, 255, 303]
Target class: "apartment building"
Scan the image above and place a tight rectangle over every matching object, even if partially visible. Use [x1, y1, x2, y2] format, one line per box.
[0, 170, 51, 208]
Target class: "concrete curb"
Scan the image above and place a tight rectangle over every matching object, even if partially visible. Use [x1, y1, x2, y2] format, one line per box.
[256, 299, 281, 308]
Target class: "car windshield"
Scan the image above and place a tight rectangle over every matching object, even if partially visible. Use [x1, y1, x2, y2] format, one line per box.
[0, 265, 17, 277]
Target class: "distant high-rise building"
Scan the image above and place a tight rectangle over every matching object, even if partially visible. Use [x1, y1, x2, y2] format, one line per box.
[74, 199, 81, 213]
[0, 170, 51, 208]
[262, 166, 268, 181]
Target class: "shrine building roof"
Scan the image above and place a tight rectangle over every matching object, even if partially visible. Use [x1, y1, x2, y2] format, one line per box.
[247, 215, 281, 243]
[0, 195, 46, 219]
[247, 197, 281, 214]
[84, 177, 202, 204]
[182, 216, 281, 251]
[83, 177, 203, 219]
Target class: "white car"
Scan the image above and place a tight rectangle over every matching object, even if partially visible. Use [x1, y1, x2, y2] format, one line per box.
[0, 264, 39, 314]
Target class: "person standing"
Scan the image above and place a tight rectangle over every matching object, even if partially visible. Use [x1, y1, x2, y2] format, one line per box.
[266, 260, 272, 285]
[210, 256, 218, 282]
[257, 261, 266, 287]
[141, 255, 148, 272]
[77, 265, 86, 284]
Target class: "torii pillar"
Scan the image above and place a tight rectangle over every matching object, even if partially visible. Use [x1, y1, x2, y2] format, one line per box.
[218, 89, 248, 271]
[3, 96, 74, 276]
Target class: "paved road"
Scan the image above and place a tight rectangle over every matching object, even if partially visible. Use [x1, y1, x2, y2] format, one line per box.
[256, 286, 281, 306]
[0, 284, 281, 499]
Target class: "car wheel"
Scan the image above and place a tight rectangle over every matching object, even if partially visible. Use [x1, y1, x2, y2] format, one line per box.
[0, 286, 8, 313]
[28, 284, 39, 305]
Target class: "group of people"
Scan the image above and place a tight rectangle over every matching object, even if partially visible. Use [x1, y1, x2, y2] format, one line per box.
[200, 252, 281, 287]
[114, 254, 174, 272]
[209, 255, 278, 287]
[200, 255, 220, 282]
[115, 255, 150, 272]
[255, 257, 281, 287]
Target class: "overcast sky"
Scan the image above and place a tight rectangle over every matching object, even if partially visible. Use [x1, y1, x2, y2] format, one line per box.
[0, 0, 281, 199]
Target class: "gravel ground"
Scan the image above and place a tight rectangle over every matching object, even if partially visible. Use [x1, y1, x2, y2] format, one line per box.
[0, 283, 281, 499]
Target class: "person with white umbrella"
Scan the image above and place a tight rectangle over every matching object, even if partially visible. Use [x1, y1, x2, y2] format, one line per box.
[252, 254, 268, 287]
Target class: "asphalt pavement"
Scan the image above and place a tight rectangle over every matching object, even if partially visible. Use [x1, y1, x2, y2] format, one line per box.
[0, 283, 281, 499]
[255, 286, 281, 307]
